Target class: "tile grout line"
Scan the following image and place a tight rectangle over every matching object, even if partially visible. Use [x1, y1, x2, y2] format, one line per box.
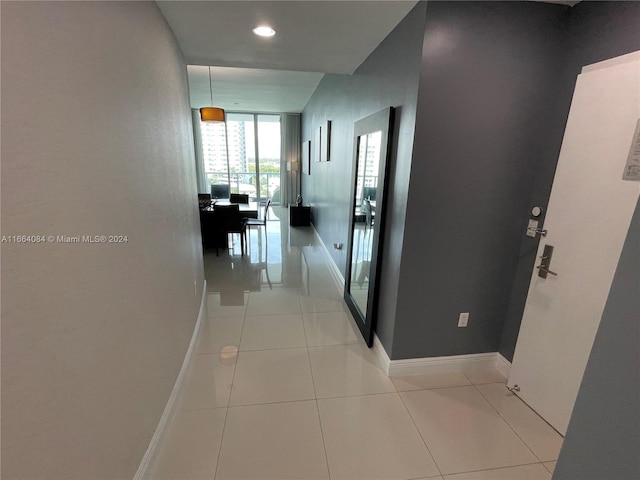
[238, 344, 310, 353]
[299, 292, 333, 480]
[471, 382, 546, 464]
[477, 379, 564, 436]
[401, 389, 549, 480]
[211, 403, 228, 480]
[391, 381, 477, 393]
[396, 392, 444, 479]
[212, 295, 248, 480]
[179, 405, 229, 413]
[298, 293, 310, 351]
[226, 389, 416, 408]
[461, 371, 555, 465]
[442, 460, 551, 478]
[543, 461, 556, 475]
[227, 397, 323, 410]
[227, 298, 248, 406]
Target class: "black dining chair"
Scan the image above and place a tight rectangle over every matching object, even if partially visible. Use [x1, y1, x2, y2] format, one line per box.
[363, 198, 375, 232]
[229, 193, 249, 204]
[248, 225, 272, 290]
[245, 199, 271, 240]
[215, 204, 247, 255]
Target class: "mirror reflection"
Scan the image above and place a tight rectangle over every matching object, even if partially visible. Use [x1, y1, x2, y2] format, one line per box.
[349, 130, 382, 314]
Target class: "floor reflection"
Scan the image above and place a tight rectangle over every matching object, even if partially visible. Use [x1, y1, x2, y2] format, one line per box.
[349, 222, 373, 313]
[146, 206, 561, 480]
[203, 206, 340, 306]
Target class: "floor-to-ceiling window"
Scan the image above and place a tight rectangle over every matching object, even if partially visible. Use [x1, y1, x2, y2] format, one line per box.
[201, 113, 281, 204]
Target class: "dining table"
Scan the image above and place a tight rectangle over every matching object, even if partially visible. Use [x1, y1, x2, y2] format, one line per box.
[199, 200, 259, 251]
[201, 200, 259, 219]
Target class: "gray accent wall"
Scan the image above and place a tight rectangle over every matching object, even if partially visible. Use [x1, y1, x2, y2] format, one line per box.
[301, 2, 426, 350]
[498, 0, 640, 361]
[392, 1, 570, 359]
[302, 1, 639, 361]
[553, 199, 640, 480]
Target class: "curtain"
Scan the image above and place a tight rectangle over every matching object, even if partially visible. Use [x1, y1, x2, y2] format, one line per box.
[280, 113, 301, 206]
[191, 109, 208, 193]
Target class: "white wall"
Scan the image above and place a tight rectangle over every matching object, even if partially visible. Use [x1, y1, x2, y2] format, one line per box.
[1, 2, 204, 478]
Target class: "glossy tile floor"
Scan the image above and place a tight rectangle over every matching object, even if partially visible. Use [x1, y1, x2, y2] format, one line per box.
[147, 207, 563, 480]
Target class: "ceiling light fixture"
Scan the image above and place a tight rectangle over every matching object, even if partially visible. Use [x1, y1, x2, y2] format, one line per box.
[253, 25, 276, 37]
[200, 66, 225, 123]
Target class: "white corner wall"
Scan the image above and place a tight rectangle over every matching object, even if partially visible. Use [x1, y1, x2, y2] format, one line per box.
[1, 2, 204, 478]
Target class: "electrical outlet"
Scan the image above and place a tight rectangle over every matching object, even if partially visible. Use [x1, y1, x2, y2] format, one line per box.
[458, 312, 469, 327]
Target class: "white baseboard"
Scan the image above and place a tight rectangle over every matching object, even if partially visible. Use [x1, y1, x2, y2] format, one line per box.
[373, 334, 392, 375]
[387, 352, 498, 377]
[495, 353, 512, 379]
[133, 280, 208, 480]
[373, 334, 503, 377]
[311, 223, 345, 294]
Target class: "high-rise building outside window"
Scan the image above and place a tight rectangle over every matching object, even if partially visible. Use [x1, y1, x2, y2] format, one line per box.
[201, 113, 281, 204]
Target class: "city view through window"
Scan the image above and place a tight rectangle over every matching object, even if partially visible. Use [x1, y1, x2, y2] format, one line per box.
[201, 113, 281, 204]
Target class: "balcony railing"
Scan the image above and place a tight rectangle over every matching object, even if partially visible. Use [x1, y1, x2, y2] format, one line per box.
[205, 171, 281, 204]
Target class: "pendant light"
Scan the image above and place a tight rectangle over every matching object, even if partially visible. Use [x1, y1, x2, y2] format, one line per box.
[200, 66, 225, 123]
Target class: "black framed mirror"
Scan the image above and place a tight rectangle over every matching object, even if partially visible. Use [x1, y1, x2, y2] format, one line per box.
[344, 107, 394, 346]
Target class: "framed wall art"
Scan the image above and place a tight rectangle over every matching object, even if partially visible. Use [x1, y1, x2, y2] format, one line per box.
[315, 126, 322, 162]
[321, 120, 332, 162]
[302, 140, 311, 175]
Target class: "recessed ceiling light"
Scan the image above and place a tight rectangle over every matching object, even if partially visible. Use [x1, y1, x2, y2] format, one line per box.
[253, 26, 276, 37]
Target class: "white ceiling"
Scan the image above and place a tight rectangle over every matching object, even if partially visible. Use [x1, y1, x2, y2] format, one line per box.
[157, 1, 418, 113]
[157, 1, 419, 74]
[187, 65, 323, 113]
[159, 0, 580, 113]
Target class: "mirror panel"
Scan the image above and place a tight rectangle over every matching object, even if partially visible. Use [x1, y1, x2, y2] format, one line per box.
[349, 131, 382, 315]
[344, 108, 393, 346]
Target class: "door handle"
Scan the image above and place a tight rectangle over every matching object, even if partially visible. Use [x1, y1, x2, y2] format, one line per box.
[536, 265, 557, 276]
[537, 244, 557, 279]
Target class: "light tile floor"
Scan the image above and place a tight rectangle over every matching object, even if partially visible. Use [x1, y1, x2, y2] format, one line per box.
[147, 207, 563, 480]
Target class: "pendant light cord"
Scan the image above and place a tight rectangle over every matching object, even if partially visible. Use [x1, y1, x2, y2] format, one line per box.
[208, 66, 213, 106]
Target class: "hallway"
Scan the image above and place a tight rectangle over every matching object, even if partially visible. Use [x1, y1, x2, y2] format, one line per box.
[146, 207, 563, 480]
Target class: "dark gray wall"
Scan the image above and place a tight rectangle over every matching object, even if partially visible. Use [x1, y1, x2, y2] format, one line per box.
[498, 0, 640, 361]
[568, 0, 640, 76]
[392, 1, 569, 359]
[553, 199, 640, 480]
[303, 0, 640, 361]
[301, 2, 426, 351]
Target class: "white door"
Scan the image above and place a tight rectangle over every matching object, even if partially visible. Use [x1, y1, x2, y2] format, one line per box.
[509, 52, 640, 435]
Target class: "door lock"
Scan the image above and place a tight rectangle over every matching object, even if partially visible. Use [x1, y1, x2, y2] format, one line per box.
[526, 219, 548, 238]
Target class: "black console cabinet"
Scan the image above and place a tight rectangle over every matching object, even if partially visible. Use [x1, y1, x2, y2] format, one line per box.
[289, 205, 311, 227]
